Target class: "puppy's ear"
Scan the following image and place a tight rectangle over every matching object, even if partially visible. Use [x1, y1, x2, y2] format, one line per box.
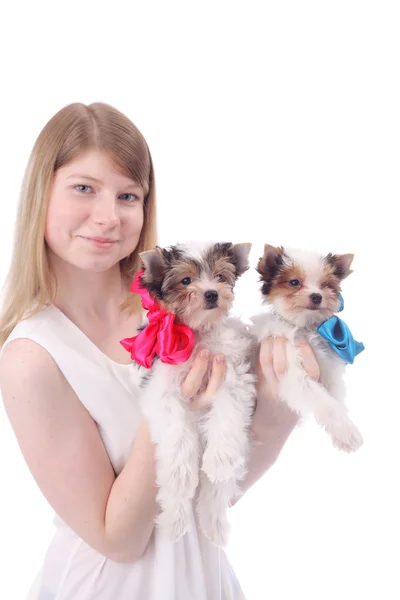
[257, 244, 285, 295]
[231, 243, 252, 277]
[325, 253, 354, 280]
[140, 248, 166, 278]
[257, 244, 285, 280]
[139, 248, 167, 298]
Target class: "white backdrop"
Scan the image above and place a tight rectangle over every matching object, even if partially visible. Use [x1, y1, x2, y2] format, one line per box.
[1, 1, 399, 599]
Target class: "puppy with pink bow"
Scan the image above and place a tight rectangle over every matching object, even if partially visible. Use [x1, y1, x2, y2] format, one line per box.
[121, 241, 256, 547]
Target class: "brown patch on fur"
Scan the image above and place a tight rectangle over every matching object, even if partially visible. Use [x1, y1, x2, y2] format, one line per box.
[211, 256, 236, 287]
[159, 288, 195, 317]
[166, 262, 200, 285]
[268, 263, 306, 301]
[160, 262, 200, 310]
[319, 272, 342, 294]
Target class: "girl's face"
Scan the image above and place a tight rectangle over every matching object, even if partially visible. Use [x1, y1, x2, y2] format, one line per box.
[45, 149, 145, 273]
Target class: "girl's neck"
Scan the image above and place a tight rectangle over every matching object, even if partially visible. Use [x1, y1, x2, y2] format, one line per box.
[50, 256, 130, 325]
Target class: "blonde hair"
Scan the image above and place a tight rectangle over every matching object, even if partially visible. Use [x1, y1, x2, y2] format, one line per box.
[0, 102, 157, 346]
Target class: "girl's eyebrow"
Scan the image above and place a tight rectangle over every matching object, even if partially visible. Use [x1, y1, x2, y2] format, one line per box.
[66, 173, 142, 189]
[66, 174, 102, 183]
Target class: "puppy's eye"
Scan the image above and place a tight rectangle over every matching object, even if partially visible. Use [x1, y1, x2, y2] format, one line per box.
[321, 282, 330, 289]
[216, 274, 225, 282]
[289, 279, 301, 287]
[181, 277, 192, 286]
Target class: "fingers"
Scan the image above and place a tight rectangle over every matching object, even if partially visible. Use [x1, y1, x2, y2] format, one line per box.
[297, 339, 320, 381]
[260, 336, 319, 382]
[181, 349, 210, 399]
[272, 336, 288, 378]
[187, 354, 227, 411]
[259, 336, 281, 400]
[202, 354, 226, 400]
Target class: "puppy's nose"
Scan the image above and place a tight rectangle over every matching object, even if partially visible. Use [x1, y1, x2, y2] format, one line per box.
[204, 290, 218, 303]
[310, 293, 322, 305]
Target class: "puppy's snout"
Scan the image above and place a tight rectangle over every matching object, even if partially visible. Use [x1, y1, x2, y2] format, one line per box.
[204, 289, 218, 306]
[310, 293, 322, 305]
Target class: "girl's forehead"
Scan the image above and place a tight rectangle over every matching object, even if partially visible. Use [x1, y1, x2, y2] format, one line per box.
[57, 150, 141, 187]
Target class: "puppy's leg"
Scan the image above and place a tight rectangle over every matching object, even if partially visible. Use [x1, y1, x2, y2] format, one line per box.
[155, 406, 199, 541]
[201, 365, 255, 483]
[279, 365, 363, 452]
[140, 369, 199, 541]
[196, 472, 239, 547]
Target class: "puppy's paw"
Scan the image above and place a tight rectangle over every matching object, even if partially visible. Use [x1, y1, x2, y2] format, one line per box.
[197, 503, 230, 547]
[156, 502, 192, 542]
[325, 419, 364, 453]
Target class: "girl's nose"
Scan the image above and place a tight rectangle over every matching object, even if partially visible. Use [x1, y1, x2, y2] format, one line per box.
[91, 195, 119, 227]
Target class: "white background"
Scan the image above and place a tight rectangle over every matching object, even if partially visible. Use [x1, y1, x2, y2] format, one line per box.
[0, 1, 399, 599]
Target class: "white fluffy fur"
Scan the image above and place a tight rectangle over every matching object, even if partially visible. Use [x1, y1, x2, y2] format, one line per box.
[175, 239, 217, 261]
[139, 316, 256, 546]
[251, 310, 363, 452]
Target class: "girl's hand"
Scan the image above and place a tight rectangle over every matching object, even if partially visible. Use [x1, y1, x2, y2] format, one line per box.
[181, 350, 226, 410]
[254, 336, 320, 429]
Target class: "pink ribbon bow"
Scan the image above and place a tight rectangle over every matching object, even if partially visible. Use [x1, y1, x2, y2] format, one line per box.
[120, 270, 195, 369]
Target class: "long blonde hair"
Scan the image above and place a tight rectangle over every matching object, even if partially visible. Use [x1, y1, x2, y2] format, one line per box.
[0, 102, 157, 346]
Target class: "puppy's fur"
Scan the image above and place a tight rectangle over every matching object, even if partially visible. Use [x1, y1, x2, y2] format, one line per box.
[137, 242, 256, 546]
[252, 244, 363, 452]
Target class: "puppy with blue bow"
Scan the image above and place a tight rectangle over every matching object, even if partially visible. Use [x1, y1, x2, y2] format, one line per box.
[252, 244, 364, 453]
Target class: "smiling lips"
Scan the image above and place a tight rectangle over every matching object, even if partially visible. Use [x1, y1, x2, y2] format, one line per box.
[81, 236, 118, 248]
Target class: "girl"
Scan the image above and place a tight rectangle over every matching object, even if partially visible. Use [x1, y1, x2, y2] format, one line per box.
[0, 102, 319, 600]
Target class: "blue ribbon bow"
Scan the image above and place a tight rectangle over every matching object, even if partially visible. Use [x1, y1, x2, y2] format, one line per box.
[317, 294, 365, 364]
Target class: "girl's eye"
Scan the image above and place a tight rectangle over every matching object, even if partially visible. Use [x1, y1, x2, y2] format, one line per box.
[120, 193, 137, 202]
[75, 185, 92, 193]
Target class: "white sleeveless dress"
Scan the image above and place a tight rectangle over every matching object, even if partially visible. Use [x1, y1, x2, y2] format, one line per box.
[2, 305, 246, 600]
